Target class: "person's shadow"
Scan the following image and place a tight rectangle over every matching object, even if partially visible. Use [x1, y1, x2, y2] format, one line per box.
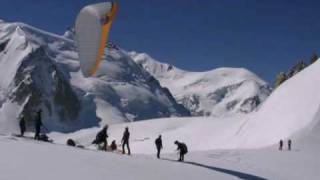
[162, 158, 267, 180]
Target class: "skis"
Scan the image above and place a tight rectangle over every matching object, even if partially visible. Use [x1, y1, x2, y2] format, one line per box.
[10, 133, 53, 143]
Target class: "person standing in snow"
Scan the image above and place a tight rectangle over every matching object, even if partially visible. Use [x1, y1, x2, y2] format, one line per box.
[288, 139, 292, 151]
[92, 125, 109, 151]
[155, 135, 163, 159]
[19, 115, 26, 137]
[174, 141, 188, 162]
[279, 139, 283, 151]
[34, 110, 43, 140]
[121, 127, 131, 155]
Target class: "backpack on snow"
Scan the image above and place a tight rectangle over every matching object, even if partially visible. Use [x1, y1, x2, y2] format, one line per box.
[67, 139, 76, 146]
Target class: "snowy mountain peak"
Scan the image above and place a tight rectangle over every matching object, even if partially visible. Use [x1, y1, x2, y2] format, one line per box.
[130, 51, 272, 116]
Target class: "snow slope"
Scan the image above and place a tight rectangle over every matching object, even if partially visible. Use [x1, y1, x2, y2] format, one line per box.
[237, 59, 320, 148]
[130, 52, 272, 116]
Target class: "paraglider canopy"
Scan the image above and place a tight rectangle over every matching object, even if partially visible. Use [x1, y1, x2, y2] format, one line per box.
[75, 2, 118, 77]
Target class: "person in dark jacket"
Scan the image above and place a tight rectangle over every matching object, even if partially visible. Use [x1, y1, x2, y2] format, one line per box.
[288, 139, 292, 151]
[19, 115, 26, 137]
[110, 140, 117, 151]
[174, 140, 188, 161]
[92, 125, 108, 151]
[279, 139, 283, 151]
[34, 110, 43, 140]
[155, 135, 163, 159]
[122, 127, 131, 155]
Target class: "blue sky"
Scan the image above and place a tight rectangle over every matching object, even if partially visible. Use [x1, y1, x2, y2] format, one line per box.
[0, 0, 319, 83]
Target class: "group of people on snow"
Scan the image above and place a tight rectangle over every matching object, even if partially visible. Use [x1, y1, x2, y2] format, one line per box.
[154, 135, 187, 161]
[279, 139, 292, 151]
[92, 125, 131, 155]
[92, 126, 188, 161]
[18, 109, 296, 161]
[17, 109, 187, 161]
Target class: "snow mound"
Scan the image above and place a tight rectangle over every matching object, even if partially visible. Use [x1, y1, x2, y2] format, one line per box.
[130, 51, 272, 116]
[237, 60, 320, 148]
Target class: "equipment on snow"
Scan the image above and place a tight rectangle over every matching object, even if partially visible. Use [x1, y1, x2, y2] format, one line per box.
[67, 139, 76, 146]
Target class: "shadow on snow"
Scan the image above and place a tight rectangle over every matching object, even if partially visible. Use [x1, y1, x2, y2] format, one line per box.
[162, 158, 267, 180]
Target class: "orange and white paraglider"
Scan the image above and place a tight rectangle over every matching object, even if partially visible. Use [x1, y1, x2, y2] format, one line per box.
[75, 2, 118, 77]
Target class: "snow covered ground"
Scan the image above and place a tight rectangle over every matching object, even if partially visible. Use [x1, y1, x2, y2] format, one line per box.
[1, 130, 319, 180]
[0, 136, 220, 180]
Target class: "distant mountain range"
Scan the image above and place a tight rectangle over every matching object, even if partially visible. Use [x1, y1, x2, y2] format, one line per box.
[0, 20, 271, 133]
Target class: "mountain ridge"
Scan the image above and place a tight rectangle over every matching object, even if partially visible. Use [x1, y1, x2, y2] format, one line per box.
[130, 51, 272, 116]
